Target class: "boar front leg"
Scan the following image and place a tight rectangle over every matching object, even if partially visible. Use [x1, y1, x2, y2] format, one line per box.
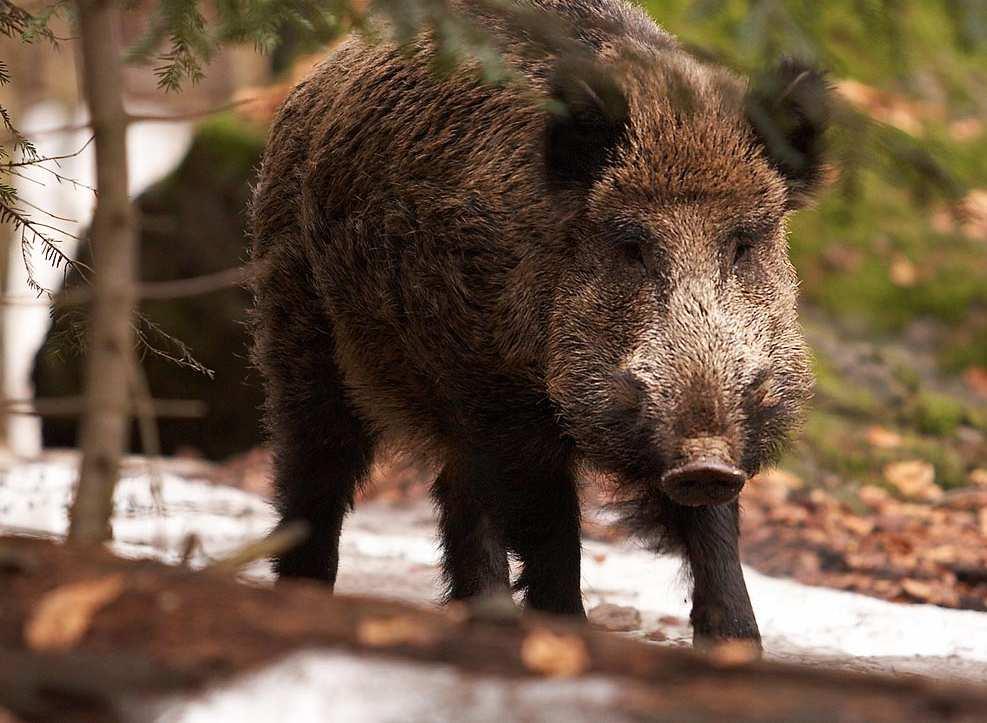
[677, 500, 761, 650]
[498, 461, 585, 617]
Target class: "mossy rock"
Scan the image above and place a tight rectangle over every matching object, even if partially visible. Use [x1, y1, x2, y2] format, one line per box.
[32, 115, 266, 460]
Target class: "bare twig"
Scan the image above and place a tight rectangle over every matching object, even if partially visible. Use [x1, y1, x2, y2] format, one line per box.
[0, 97, 263, 144]
[2, 397, 207, 418]
[16, 196, 79, 224]
[204, 522, 309, 575]
[130, 360, 167, 549]
[0, 265, 250, 306]
[134, 266, 249, 300]
[3, 136, 94, 168]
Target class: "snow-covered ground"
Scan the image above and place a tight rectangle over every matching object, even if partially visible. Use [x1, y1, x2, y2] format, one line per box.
[2, 453, 987, 720]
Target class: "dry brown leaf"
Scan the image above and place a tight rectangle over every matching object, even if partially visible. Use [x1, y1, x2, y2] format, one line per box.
[842, 515, 875, 537]
[754, 468, 804, 490]
[889, 255, 918, 287]
[866, 426, 902, 449]
[707, 639, 761, 666]
[357, 615, 438, 648]
[964, 367, 987, 399]
[884, 460, 941, 501]
[858, 485, 892, 509]
[902, 579, 935, 601]
[520, 629, 589, 677]
[588, 603, 641, 632]
[949, 117, 984, 142]
[25, 574, 124, 652]
[658, 615, 686, 627]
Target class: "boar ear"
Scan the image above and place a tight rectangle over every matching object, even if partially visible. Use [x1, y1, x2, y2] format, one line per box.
[746, 58, 832, 209]
[546, 58, 630, 190]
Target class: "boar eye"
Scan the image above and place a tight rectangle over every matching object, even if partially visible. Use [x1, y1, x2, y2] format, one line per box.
[731, 230, 756, 269]
[612, 224, 650, 272]
[619, 237, 646, 268]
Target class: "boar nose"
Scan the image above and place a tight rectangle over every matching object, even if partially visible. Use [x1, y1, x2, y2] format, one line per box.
[660, 437, 747, 506]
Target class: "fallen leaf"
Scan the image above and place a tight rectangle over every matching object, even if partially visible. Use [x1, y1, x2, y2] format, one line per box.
[841, 515, 875, 537]
[357, 615, 438, 648]
[889, 255, 918, 287]
[754, 468, 804, 490]
[902, 579, 935, 601]
[858, 485, 892, 509]
[658, 615, 686, 627]
[25, 574, 124, 652]
[949, 117, 983, 142]
[520, 629, 589, 677]
[707, 639, 761, 666]
[963, 367, 987, 399]
[588, 603, 641, 632]
[866, 426, 902, 449]
[883, 460, 941, 502]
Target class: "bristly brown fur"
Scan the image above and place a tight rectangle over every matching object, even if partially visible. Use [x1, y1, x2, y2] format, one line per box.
[249, 0, 830, 647]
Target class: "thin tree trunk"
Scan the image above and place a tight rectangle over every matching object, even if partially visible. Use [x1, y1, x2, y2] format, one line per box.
[0, 220, 10, 451]
[68, 0, 136, 544]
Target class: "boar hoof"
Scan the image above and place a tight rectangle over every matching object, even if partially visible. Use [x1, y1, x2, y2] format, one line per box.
[691, 607, 762, 655]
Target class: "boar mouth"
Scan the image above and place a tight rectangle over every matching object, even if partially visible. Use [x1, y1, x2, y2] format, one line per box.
[660, 458, 747, 507]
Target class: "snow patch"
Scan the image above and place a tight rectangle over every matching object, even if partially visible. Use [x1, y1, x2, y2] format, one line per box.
[145, 651, 628, 723]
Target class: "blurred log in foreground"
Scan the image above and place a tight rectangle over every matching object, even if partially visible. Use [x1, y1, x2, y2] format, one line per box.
[2, 536, 987, 722]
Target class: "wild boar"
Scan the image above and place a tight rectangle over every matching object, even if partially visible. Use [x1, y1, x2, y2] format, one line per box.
[249, 0, 829, 648]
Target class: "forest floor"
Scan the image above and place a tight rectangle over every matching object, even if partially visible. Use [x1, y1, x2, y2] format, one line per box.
[3, 451, 987, 692]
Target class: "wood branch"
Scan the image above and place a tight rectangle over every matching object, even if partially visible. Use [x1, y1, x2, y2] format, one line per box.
[0, 98, 264, 144]
[1, 397, 207, 419]
[2, 537, 987, 722]
[69, 0, 138, 545]
[0, 266, 251, 307]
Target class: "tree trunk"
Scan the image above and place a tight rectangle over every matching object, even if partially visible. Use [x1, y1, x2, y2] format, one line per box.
[0, 220, 10, 452]
[68, 1, 136, 545]
[3, 537, 987, 723]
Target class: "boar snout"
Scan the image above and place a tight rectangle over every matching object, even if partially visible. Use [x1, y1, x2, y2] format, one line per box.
[660, 437, 747, 506]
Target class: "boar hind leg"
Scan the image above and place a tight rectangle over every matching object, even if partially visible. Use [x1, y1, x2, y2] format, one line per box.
[676, 500, 760, 649]
[256, 267, 375, 586]
[432, 456, 511, 601]
[269, 386, 375, 587]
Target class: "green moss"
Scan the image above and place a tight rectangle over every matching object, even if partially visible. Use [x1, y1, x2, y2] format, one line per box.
[811, 353, 880, 419]
[940, 328, 987, 375]
[794, 410, 877, 483]
[907, 391, 968, 436]
[166, 113, 266, 189]
[792, 406, 974, 493]
[907, 439, 969, 489]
